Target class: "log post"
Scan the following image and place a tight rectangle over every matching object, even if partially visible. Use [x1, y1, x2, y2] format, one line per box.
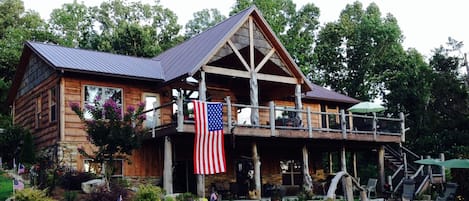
[400, 112, 406, 142]
[440, 153, 445, 183]
[353, 152, 358, 178]
[427, 155, 433, 183]
[226, 96, 232, 133]
[329, 152, 333, 173]
[196, 71, 208, 197]
[295, 84, 303, 125]
[250, 71, 259, 126]
[341, 146, 346, 172]
[307, 107, 312, 137]
[163, 136, 173, 194]
[340, 109, 347, 139]
[302, 146, 313, 191]
[176, 91, 184, 132]
[252, 142, 261, 199]
[378, 145, 385, 192]
[373, 112, 377, 140]
[269, 101, 275, 136]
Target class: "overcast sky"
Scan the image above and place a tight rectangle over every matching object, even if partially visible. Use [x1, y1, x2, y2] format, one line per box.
[23, 0, 469, 58]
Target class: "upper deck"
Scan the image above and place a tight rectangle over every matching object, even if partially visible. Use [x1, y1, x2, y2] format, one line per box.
[146, 96, 405, 143]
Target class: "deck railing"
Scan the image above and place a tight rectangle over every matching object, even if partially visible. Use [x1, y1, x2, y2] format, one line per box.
[143, 96, 405, 139]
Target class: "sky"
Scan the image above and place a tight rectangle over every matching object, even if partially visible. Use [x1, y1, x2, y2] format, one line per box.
[22, 0, 469, 58]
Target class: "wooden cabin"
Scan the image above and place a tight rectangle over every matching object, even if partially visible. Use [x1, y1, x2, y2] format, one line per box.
[8, 6, 408, 198]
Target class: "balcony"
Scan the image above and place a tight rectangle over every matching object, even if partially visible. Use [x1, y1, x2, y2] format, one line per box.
[144, 96, 405, 143]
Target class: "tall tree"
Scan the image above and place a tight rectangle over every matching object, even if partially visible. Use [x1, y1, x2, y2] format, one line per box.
[184, 8, 226, 39]
[49, 0, 92, 47]
[86, 0, 183, 57]
[313, 2, 405, 100]
[230, 0, 320, 74]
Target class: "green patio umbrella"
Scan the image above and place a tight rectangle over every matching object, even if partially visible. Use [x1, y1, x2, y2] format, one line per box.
[414, 158, 442, 165]
[347, 101, 385, 113]
[439, 159, 469, 168]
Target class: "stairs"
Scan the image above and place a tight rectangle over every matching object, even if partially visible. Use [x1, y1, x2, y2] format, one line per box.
[383, 145, 428, 196]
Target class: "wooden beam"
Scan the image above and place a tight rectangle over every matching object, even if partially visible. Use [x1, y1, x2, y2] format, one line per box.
[163, 136, 173, 194]
[227, 40, 251, 72]
[249, 17, 255, 71]
[203, 65, 298, 84]
[254, 48, 276, 73]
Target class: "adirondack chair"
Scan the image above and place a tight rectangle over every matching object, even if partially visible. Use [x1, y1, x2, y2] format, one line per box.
[436, 183, 458, 201]
[362, 178, 378, 198]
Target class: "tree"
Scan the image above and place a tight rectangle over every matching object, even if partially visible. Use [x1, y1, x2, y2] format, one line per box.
[85, 0, 183, 57]
[49, 0, 92, 47]
[184, 8, 226, 39]
[70, 98, 147, 187]
[230, 0, 320, 75]
[313, 2, 405, 100]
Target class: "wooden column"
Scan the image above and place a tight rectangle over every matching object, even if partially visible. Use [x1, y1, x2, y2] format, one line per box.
[353, 152, 358, 178]
[378, 145, 385, 192]
[329, 152, 333, 173]
[440, 153, 446, 183]
[163, 136, 173, 194]
[252, 142, 261, 199]
[249, 17, 259, 126]
[302, 146, 313, 191]
[295, 84, 303, 123]
[197, 71, 207, 197]
[341, 146, 346, 172]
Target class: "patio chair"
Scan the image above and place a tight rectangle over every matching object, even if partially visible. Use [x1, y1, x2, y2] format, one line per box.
[436, 182, 458, 201]
[402, 178, 416, 201]
[362, 178, 378, 198]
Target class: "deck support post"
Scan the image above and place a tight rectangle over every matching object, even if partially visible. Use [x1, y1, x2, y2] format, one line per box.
[250, 71, 259, 126]
[379, 145, 385, 192]
[252, 142, 261, 199]
[163, 136, 173, 194]
[302, 146, 313, 191]
[196, 71, 207, 197]
[269, 101, 275, 136]
[295, 84, 303, 125]
[329, 152, 333, 173]
[427, 155, 433, 183]
[353, 152, 358, 178]
[341, 146, 346, 172]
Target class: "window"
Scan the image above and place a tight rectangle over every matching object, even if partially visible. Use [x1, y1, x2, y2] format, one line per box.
[280, 160, 302, 186]
[83, 159, 124, 177]
[35, 96, 41, 129]
[142, 93, 160, 128]
[49, 87, 57, 122]
[83, 85, 122, 119]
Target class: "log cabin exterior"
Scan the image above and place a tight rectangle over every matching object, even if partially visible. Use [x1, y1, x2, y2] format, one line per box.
[8, 6, 408, 198]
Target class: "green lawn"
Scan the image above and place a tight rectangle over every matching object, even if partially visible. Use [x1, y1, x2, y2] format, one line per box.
[0, 170, 13, 200]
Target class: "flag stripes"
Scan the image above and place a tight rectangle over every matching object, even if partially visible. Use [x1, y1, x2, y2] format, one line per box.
[193, 100, 226, 175]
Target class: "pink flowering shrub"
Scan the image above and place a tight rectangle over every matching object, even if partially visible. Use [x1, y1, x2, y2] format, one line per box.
[69, 98, 147, 176]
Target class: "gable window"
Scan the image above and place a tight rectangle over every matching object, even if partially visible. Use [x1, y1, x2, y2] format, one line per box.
[280, 160, 302, 186]
[83, 85, 122, 119]
[49, 87, 57, 122]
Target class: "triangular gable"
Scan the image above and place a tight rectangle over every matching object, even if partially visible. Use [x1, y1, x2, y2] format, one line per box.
[155, 6, 312, 91]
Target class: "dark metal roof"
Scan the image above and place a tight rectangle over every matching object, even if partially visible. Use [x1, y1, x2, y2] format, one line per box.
[153, 7, 255, 81]
[27, 41, 164, 81]
[304, 84, 359, 104]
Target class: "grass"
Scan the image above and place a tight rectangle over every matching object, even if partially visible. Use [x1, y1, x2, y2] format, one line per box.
[0, 170, 13, 200]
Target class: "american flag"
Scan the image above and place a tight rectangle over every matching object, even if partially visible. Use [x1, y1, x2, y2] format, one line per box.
[13, 179, 24, 190]
[193, 100, 226, 175]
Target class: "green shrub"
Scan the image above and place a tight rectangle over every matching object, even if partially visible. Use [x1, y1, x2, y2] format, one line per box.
[14, 188, 55, 201]
[176, 192, 197, 201]
[133, 184, 165, 201]
[63, 191, 78, 201]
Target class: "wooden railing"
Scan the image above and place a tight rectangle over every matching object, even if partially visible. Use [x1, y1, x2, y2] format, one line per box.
[143, 96, 406, 139]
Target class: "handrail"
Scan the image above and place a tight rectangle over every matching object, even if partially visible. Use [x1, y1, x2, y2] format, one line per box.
[145, 97, 404, 137]
[391, 164, 404, 180]
[410, 165, 425, 179]
[415, 175, 430, 195]
[402, 146, 420, 160]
